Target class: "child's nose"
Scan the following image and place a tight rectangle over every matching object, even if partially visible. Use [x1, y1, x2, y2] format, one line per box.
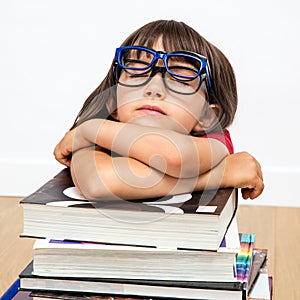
[143, 75, 166, 99]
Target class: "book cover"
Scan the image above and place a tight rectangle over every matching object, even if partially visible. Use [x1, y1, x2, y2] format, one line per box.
[247, 248, 268, 294]
[21, 168, 235, 216]
[30, 291, 150, 300]
[248, 263, 272, 300]
[21, 168, 238, 251]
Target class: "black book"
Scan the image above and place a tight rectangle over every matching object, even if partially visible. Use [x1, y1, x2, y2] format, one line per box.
[20, 261, 248, 300]
[21, 168, 237, 251]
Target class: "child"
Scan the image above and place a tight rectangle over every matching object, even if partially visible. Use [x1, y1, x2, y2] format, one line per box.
[54, 19, 264, 201]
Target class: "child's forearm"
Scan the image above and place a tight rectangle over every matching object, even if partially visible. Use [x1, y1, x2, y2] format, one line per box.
[70, 147, 228, 200]
[71, 147, 195, 200]
[77, 119, 228, 178]
[71, 149, 263, 201]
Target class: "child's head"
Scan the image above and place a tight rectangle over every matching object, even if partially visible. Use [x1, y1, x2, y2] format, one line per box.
[72, 19, 237, 132]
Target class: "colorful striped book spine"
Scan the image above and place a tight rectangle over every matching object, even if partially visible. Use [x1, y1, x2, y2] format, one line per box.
[236, 233, 255, 282]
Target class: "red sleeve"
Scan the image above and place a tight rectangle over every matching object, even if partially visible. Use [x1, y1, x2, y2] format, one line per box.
[201, 129, 234, 154]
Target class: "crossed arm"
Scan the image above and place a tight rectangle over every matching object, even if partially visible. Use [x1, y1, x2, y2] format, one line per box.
[55, 118, 228, 178]
[54, 119, 264, 200]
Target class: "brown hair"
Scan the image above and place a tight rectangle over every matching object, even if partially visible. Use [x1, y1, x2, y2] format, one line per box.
[71, 20, 237, 130]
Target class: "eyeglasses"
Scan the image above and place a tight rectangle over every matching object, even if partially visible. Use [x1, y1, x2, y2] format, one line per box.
[113, 46, 212, 95]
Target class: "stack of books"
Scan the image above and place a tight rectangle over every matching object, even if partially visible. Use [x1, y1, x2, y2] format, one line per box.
[17, 168, 268, 300]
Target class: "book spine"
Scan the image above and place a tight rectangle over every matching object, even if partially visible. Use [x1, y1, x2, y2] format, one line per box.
[236, 233, 255, 282]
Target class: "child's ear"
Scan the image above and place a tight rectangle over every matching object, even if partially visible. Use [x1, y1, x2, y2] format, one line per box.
[193, 104, 223, 132]
[209, 104, 223, 121]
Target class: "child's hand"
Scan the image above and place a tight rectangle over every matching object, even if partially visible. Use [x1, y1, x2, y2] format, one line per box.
[53, 130, 76, 167]
[222, 152, 264, 199]
[53, 126, 93, 167]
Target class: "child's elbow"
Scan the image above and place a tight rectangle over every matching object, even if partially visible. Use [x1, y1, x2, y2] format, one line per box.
[79, 184, 103, 200]
[73, 174, 114, 200]
[166, 151, 200, 178]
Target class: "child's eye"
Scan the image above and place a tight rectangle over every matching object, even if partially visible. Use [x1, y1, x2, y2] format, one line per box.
[124, 59, 150, 69]
[169, 77, 190, 86]
[129, 74, 149, 78]
[168, 65, 198, 78]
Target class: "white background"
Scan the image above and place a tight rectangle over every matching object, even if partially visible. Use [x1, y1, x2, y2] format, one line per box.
[1, 0, 299, 206]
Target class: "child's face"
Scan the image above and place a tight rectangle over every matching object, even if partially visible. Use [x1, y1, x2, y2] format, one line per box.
[115, 38, 209, 133]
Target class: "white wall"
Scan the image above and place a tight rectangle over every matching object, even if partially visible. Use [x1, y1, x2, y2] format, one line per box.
[1, 0, 299, 207]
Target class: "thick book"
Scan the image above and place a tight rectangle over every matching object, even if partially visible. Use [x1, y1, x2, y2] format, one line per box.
[21, 168, 238, 251]
[28, 268, 272, 300]
[31, 217, 240, 282]
[20, 262, 248, 300]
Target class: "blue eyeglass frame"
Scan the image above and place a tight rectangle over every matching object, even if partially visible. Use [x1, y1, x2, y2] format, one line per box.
[114, 45, 212, 91]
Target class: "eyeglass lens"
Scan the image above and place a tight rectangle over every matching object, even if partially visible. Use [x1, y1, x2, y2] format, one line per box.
[117, 48, 204, 94]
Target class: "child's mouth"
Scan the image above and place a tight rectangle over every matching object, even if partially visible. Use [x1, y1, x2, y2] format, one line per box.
[137, 105, 166, 115]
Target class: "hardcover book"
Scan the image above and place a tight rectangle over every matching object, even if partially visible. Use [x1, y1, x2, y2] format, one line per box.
[21, 168, 238, 251]
[20, 262, 248, 300]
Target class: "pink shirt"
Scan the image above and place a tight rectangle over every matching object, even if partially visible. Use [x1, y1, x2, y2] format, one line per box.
[202, 129, 234, 154]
